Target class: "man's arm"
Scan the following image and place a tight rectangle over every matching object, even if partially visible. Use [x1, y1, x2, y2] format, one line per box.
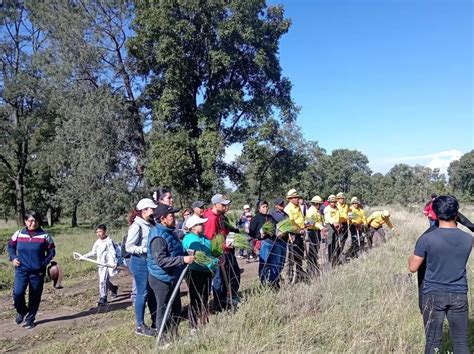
[408, 254, 424, 273]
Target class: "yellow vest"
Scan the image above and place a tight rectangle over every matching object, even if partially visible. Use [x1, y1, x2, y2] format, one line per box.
[306, 205, 324, 230]
[324, 205, 340, 225]
[349, 206, 366, 225]
[337, 203, 349, 223]
[367, 211, 394, 229]
[284, 202, 305, 228]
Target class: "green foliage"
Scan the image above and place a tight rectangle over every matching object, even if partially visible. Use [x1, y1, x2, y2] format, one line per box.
[448, 150, 474, 202]
[210, 234, 225, 257]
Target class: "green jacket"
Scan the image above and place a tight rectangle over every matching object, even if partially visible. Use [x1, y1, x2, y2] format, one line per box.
[182, 232, 217, 272]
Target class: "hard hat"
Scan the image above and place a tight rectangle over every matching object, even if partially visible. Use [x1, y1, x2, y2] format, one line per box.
[336, 192, 345, 199]
[382, 210, 390, 217]
[351, 197, 359, 204]
[286, 189, 300, 199]
[310, 195, 323, 204]
[327, 194, 337, 202]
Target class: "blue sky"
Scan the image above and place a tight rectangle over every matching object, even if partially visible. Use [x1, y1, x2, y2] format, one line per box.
[259, 0, 473, 174]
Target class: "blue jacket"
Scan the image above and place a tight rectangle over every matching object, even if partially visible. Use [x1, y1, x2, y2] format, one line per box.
[7, 228, 56, 272]
[147, 224, 186, 284]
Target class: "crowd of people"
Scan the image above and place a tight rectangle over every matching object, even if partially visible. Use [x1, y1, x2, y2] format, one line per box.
[7, 188, 473, 351]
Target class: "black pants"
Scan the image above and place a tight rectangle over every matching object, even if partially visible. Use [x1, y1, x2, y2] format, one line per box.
[13, 268, 45, 324]
[327, 225, 338, 266]
[287, 235, 305, 283]
[368, 226, 385, 248]
[186, 269, 212, 328]
[305, 229, 320, 276]
[349, 224, 363, 257]
[422, 291, 469, 354]
[148, 275, 181, 337]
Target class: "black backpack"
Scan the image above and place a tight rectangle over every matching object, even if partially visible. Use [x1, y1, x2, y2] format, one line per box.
[121, 234, 132, 259]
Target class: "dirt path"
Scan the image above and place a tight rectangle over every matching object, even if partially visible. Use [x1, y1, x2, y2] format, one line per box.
[0, 259, 259, 351]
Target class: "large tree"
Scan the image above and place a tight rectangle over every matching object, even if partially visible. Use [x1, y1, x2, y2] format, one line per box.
[448, 150, 474, 202]
[129, 0, 297, 202]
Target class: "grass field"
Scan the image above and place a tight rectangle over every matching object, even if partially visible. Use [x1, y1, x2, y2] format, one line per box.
[1, 207, 473, 352]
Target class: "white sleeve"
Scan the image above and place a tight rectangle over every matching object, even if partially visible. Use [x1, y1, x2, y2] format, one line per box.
[125, 223, 146, 255]
[83, 240, 99, 258]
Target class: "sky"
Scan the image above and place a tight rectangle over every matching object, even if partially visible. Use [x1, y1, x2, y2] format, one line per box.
[227, 0, 473, 175]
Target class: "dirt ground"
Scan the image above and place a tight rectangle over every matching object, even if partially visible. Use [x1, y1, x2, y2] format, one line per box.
[0, 258, 260, 351]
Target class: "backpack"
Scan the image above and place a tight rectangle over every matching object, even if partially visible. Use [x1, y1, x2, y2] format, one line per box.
[112, 241, 125, 266]
[120, 235, 131, 259]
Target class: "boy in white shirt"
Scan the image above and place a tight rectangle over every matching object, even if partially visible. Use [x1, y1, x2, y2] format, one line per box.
[83, 224, 118, 305]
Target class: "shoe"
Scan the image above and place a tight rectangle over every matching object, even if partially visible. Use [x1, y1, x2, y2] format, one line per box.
[236, 255, 243, 259]
[15, 313, 25, 325]
[97, 297, 108, 306]
[110, 285, 118, 298]
[23, 322, 36, 329]
[135, 324, 156, 337]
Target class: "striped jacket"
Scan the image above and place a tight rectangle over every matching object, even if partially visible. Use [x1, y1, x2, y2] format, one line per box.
[7, 228, 56, 272]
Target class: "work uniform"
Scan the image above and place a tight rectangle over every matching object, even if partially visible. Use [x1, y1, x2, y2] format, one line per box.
[349, 206, 367, 256]
[305, 205, 324, 276]
[324, 204, 340, 266]
[367, 211, 395, 247]
[284, 202, 305, 283]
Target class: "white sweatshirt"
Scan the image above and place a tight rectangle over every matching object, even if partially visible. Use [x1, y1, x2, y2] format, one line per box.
[84, 237, 117, 267]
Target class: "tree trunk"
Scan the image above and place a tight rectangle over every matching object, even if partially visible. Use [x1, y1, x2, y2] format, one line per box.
[14, 177, 25, 226]
[71, 201, 78, 228]
[47, 207, 53, 227]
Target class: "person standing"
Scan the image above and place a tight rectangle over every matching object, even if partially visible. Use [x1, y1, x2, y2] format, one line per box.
[366, 210, 396, 247]
[324, 195, 340, 267]
[82, 224, 118, 305]
[203, 194, 241, 311]
[270, 197, 288, 223]
[148, 204, 195, 339]
[182, 215, 218, 329]
[125, 198, 158, 337]
[408, 195, 472, 354]
[349, 197, 367, 256]
[192, 201, 206, 218]
[7, 211, 56, 329]
[336, 192, 350, 259]
[284, 189, 306, 283]
[305, 196, 324, 276]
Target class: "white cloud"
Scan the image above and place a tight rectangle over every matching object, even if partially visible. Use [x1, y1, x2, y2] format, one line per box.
[372, 149, 463, 175]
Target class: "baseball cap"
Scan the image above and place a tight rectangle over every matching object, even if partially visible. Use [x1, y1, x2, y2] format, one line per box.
[136, 198, 158, 211]
[192, 201, 205, 209]
[211, 194, 231, 205]
[243, 204, 250, 210]
[274, 197, 285, 206]
[153, 204, 180, 220]
[185, 215, 208, 229]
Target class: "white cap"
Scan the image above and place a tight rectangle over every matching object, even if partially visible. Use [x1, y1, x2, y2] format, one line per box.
[185, 215, 208, 229]
[136, 198, 158, 211]
[211, 194, 231, 205]
[243, 204, 250, 210]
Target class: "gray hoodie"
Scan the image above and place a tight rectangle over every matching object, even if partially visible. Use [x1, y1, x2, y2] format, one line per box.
[125, 216, 153, 256]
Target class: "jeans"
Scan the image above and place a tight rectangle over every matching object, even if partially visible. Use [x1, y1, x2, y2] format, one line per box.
[13, 268, 45, 324]
[259, 238, 286, 287]
[212, 250, 241, 312]
[148, 275, 181, 337]
[422, 291, 469, 354]
[129, 256, 157, 327]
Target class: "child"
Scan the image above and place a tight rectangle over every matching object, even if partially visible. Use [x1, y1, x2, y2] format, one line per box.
[83, 224, 118, 305]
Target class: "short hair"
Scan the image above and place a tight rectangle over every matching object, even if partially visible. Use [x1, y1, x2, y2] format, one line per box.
[96, 224, 107, 231]
[24, 210, 42, 226]
[257, 200, 269, 208]
[432, 195, 459, 221]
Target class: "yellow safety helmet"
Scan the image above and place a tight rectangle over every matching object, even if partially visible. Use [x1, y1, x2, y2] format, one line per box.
[351, 197, 360, 204]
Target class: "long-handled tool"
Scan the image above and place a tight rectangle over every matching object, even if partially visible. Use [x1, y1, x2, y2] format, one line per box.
[73, 252, 117, 268]
[156, 264, 190, 345]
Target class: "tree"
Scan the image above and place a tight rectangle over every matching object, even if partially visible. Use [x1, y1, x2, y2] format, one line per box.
[0, 2, 51, 224]
[129, 0, 297, 202]
[448, 150, 474, 202]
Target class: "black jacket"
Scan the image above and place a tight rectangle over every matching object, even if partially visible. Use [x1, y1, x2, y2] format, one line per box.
[249, 213, 276, 240]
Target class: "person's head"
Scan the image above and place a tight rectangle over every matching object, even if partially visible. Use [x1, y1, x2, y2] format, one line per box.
[245, 212, 252, 221]
[257, 200, 269, 215]
[274, 197, 285, 211]
[327, 195, 337, 207]
[211, 194, 231, 215]
[24, 210, 42, 231]
[351, 197, 360, 208]
[243, 204, 251, 214]
[185, 215, 208, 235]
[136, 198, 158, 222]
[154, 187, 173, 206]
[192, 201, 205, 217]
[154, 204, 180, 228]
[431, 193, 437, 201]
[96, 224, 107, 239]
[286, 189, 300, 206]
[298, 198, 305, 206]
[336, 192, 345, 204]
[310, 195, 323, 207]
[182, 208, 192, 220]
[382, 210, 390, 218]
[433, 195, 459, 221]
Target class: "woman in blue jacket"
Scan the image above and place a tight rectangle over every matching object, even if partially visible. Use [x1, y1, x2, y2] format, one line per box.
[7, 210, 55, 329]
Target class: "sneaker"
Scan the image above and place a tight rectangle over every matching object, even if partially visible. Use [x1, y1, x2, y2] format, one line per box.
[110, 285, 118, 298]
[135, 324, 156, 337]
[23, 322, 36, 329]
[15, 313, 25, 325]
[97, 297, 108, 306]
